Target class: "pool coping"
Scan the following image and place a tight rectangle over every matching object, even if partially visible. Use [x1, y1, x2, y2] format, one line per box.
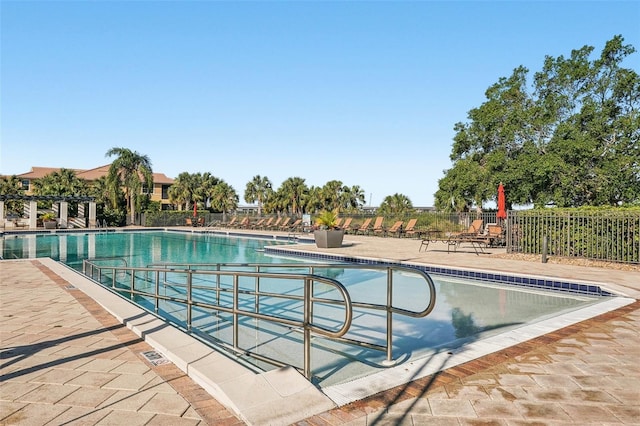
[264, 245, 618, 297]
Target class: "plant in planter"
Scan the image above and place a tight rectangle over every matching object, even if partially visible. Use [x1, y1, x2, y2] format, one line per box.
[41, 212, 57, 229]
[313, 209, 344, 248]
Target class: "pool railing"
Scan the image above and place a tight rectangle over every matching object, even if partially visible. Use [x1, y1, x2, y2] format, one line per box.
[82, 260, 437, 380]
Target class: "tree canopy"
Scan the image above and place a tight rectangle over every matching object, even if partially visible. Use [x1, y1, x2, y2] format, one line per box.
[106, 147, 154, 224]
[435, 35, 640, 211]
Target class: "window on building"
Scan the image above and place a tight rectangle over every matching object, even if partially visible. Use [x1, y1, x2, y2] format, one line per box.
[21, 180, 29, 190]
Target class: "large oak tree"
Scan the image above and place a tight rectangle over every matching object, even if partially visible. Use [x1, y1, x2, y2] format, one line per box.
[435, 35, 639, 210]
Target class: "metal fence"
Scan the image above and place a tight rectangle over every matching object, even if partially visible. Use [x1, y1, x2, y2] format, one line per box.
[142, 209, 640, 264]
[506, 210, 639, 265]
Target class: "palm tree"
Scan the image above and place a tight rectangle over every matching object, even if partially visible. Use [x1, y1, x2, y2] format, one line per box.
[199, 172, 222, 211]
[167, 172, 193, 211]
[244, 175, 272, 216]
[320, 180, 344, 211]
[31, 168, 89, 216]
[88, 176, 118, 206]
[279, 177, 308, 217]
[378, 193, 414, 216]
[210, 181, 238, 223]
[303, 186, 323, 213]
[264, 188, 286, 216]
[341, 185, 366, 213]
[106, 147, 153, 225]
[31, 168, 88, 197]
[0, 175, 27, 215]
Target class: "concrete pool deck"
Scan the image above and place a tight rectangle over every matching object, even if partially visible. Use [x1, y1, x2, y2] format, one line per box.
[1, 229, 639, 425]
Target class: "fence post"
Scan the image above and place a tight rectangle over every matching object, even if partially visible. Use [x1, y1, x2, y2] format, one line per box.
[542, 235, 548, 263]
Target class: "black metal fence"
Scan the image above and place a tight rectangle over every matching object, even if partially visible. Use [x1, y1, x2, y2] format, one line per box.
[507, 209, 639, 265]
[143, 209, 640, 265]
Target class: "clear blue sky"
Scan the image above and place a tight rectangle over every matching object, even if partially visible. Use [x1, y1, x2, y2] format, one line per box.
[2, 1, 638, 207]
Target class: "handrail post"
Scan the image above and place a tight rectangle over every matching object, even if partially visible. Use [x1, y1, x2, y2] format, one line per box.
[233, 274, 239, 350]
[383, 267, 395, 366]
[130, 269, 135, 300]
[216, 264, 221, 305]
[303, 277, 312, 380]
[255, 265, 260, 314]
[186, 270, 192, 331]
[154, 270, 160, 314]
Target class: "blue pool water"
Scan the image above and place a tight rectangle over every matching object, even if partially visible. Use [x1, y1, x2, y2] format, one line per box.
[1, 230, 608, 387]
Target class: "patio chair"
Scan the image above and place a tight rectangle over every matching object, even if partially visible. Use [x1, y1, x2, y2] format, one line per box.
[284, 218, 302, 232]
[443, 219, 487, 255]
[384, 220, 404, 237]
[260, 217, 275, 229]
[453, 219, 484, 237]
[277, 217, 292, 231]
[354, 218, 372, 235]
[370, 216, 385, 235]
[340, 217, 354, 232]
[265, 217, 283, 230]
[185, 217, 193, 226]
[400, 218, 418, 238]
[222, 217, 237, 228]
[228, 217, 249, 229]
[487, 224, 505, 246]
[250, 217, 267, 229]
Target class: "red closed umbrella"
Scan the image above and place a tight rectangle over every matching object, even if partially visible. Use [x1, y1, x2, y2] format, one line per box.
[193, 202, 198, 217]
[497, 183, 507, 221]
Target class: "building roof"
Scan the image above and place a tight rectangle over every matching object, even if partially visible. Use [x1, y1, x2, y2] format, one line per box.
[14, 165, 174, 184]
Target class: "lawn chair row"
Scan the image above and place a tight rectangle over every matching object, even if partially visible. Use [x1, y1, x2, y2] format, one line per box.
[212, 215, 426, 238]
[341, 217, 419, 238]
[215, 216, 304, 232]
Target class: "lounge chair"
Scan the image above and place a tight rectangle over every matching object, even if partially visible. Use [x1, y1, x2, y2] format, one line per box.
[453, 219, 484, 237]
[266, 217, 283, 230]
[251, 218, 266, 229]
[400, 218, 418, 238]
[340, 217, 354, 232]
[284, 219, 302, 232]
[222, 217, 237, 228]
[196, 217, 205, 227]
[370, 216, 385, 236]
[277, 217, 292, 231]
[260, 217, 275, 230]
[384, 220, 404, 237]
[354, 218, 372, 235]
[487, 224, 505, 246]
[231, 217, 250, 228]
[185, 217, 194, 226]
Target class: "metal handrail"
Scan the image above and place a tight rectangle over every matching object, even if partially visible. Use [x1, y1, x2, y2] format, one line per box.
[83, 261, 353, 379]
[82, 260, 436, 378]
[147, 262, 437, 363]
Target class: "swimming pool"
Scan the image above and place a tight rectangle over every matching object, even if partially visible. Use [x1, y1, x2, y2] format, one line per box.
[0, 230, 622, 392]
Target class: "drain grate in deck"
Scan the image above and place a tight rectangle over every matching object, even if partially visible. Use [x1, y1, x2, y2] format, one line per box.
[140, 350, 171, 366]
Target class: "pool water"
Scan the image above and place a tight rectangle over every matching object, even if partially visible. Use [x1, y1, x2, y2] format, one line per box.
[1, 230, 607, 387]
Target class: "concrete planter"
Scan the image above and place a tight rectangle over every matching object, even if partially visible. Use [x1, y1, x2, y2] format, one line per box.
[313, 229, 344, 248]
[43, 220, 57, 229]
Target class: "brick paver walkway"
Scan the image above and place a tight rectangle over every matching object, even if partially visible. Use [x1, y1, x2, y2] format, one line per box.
[296, 301, 640, 425]
[1, 260, 243, 426]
